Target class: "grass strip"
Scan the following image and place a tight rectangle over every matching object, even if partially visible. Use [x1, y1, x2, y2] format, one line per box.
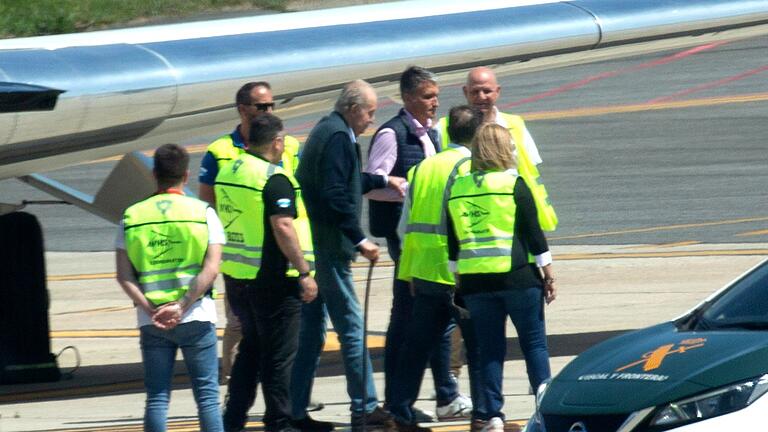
[0, 0, 288, 39]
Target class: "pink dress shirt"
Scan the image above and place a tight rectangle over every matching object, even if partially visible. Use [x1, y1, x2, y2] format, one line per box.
[365, 110, 437, 202]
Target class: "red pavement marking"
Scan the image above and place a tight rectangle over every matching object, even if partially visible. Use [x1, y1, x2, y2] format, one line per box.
[647, 64, 768, 103]
[498, 41, 729, 110]
[285, 119, 319, 134]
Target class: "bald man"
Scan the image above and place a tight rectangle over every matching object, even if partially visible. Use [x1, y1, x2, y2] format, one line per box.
[436, 68, 558, 395]
[437, 66, 557, 232]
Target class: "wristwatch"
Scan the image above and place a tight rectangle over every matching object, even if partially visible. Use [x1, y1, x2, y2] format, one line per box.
[298, 272, 311, 280]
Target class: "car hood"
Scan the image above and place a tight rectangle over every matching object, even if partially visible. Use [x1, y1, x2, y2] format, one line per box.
[541, 322, 768, 414]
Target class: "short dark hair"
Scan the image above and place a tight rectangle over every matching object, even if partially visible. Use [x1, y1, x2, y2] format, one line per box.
[447, 105, 484, 145]
[249, 113, 284, 147]
[399, 66, 436, 96]
[153, 143, 189, 189]
[235, 81, 271, 106]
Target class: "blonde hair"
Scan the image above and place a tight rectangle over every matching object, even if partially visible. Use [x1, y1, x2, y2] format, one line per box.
[471, 123, 517, 171]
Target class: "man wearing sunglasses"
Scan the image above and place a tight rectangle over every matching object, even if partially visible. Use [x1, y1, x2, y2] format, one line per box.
[198, 81, 301, 387]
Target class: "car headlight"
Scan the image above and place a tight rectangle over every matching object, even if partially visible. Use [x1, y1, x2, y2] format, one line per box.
[535, 378, 552, 411]
[523, 378, 553, 432]
[649, 374, 768, 429]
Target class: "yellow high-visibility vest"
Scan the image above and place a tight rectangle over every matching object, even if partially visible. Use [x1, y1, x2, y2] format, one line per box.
[282, 135, 300, 175]
[207, 133, 301, 174]
[438, 113, 558, 231]
[123, 194, 210, 306]
[398, 147, 471, 284]
[447, 170, 519, 275]
[215, 153, 314, 279]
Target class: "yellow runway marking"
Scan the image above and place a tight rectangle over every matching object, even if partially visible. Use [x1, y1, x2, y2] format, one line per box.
[620, 240, 702, 249]
[49, 329, 386, 351]
[48, 261, 397, 282]
[80, 91, 768, 166]
[736, 229, 768, 237]
[523, 91, 768, 121]
[45, 419, 528, 432]
[549, 216, 768, 240]
[55, 305, 133, 315]
[558, 249, 768, 260]
[48, 239, 765, 288]
[48, 272, 116, 281]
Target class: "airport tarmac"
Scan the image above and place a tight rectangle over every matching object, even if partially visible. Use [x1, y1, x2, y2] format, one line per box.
[2, 18, 767, 432]
[0, 244, 765, 431]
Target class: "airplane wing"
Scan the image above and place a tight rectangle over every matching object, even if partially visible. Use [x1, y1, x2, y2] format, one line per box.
[1, 0, 767, 220]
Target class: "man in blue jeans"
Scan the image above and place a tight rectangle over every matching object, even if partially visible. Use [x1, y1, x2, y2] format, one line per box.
[389, 106, 485, 430]
[116, 143, 224, 432]
[293, 80, 405, 432]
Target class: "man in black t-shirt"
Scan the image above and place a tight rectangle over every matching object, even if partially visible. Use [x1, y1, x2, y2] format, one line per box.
[218, 113, 318, 432]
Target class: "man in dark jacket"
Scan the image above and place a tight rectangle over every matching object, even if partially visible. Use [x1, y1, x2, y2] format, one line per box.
[291, 79, 405, 432]
[367, 67, 471, 423]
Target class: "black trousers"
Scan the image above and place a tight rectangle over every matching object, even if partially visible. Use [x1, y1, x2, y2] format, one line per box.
[223, 276, 302, 431]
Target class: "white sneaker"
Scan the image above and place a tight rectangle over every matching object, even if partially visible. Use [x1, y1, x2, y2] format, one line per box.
[436, 394, 473, 420]
[481, 417, 504, 432]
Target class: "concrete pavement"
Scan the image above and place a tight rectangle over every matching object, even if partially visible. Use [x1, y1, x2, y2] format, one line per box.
[0, 244, 765, 431]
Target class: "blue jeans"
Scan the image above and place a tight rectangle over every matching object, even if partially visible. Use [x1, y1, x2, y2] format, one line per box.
[140, 321, 223, 432]
[388, 281, 482, 423]
[383, 236, 457, 407]
[463, 288, 551, 420]
[290, 253, 378, 417]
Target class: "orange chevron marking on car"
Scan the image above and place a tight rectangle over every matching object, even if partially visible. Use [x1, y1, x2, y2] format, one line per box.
[616, 338, 707, 372]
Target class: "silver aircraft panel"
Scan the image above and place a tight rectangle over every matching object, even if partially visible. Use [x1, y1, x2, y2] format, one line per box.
[577, 0, 768, 44]
[148, 2, 595, 115]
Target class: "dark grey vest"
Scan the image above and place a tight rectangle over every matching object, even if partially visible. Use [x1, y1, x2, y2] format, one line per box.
[367, 109, 439, 238]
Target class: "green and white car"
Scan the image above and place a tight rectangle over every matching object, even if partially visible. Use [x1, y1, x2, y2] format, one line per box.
[525, 259, 768, 432]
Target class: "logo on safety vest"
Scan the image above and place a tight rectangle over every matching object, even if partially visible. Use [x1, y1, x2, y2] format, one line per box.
[231, 159, 243, 173]
[460, 202, 490, 227]
[615, 338, 707, 372]
[155, 199, 172, 215]
[147, 230, 183, 261]
[218, 190, 243, 228]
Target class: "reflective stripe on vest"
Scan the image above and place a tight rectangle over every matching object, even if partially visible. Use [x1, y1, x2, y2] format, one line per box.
[398, 148, 471, 284]
[214, 153, 314, 279]
[447, 171, 518, 275]
[438, 114, 558, 232]
[123, 194, 210, 306]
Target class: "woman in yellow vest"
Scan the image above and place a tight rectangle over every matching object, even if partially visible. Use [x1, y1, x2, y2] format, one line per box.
[445, 124, 557, 432]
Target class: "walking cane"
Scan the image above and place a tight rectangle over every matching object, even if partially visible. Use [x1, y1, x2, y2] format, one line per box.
[361, 258, 375, 431]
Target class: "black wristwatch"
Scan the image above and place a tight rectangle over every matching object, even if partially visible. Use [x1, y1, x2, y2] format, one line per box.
[298, 272, 311, 280]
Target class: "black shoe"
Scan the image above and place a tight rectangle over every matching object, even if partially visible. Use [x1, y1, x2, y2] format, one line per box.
[351, 406, 397, 431]
[292, 415, 335, 432]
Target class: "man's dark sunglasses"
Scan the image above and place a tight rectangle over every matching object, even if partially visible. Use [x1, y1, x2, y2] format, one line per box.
[246, 102, 275, 111]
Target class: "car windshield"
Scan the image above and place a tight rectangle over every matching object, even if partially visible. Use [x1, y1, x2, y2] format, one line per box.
[695, 260, 768, 331]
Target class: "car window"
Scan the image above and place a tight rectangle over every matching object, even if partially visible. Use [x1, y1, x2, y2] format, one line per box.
[698, 261, 768, 329]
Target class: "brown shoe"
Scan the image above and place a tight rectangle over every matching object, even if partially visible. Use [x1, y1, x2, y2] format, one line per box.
[351, 406, 397, 431]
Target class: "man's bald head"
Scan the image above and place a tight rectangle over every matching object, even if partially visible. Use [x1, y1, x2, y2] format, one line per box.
[463, 66, 501, 121]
